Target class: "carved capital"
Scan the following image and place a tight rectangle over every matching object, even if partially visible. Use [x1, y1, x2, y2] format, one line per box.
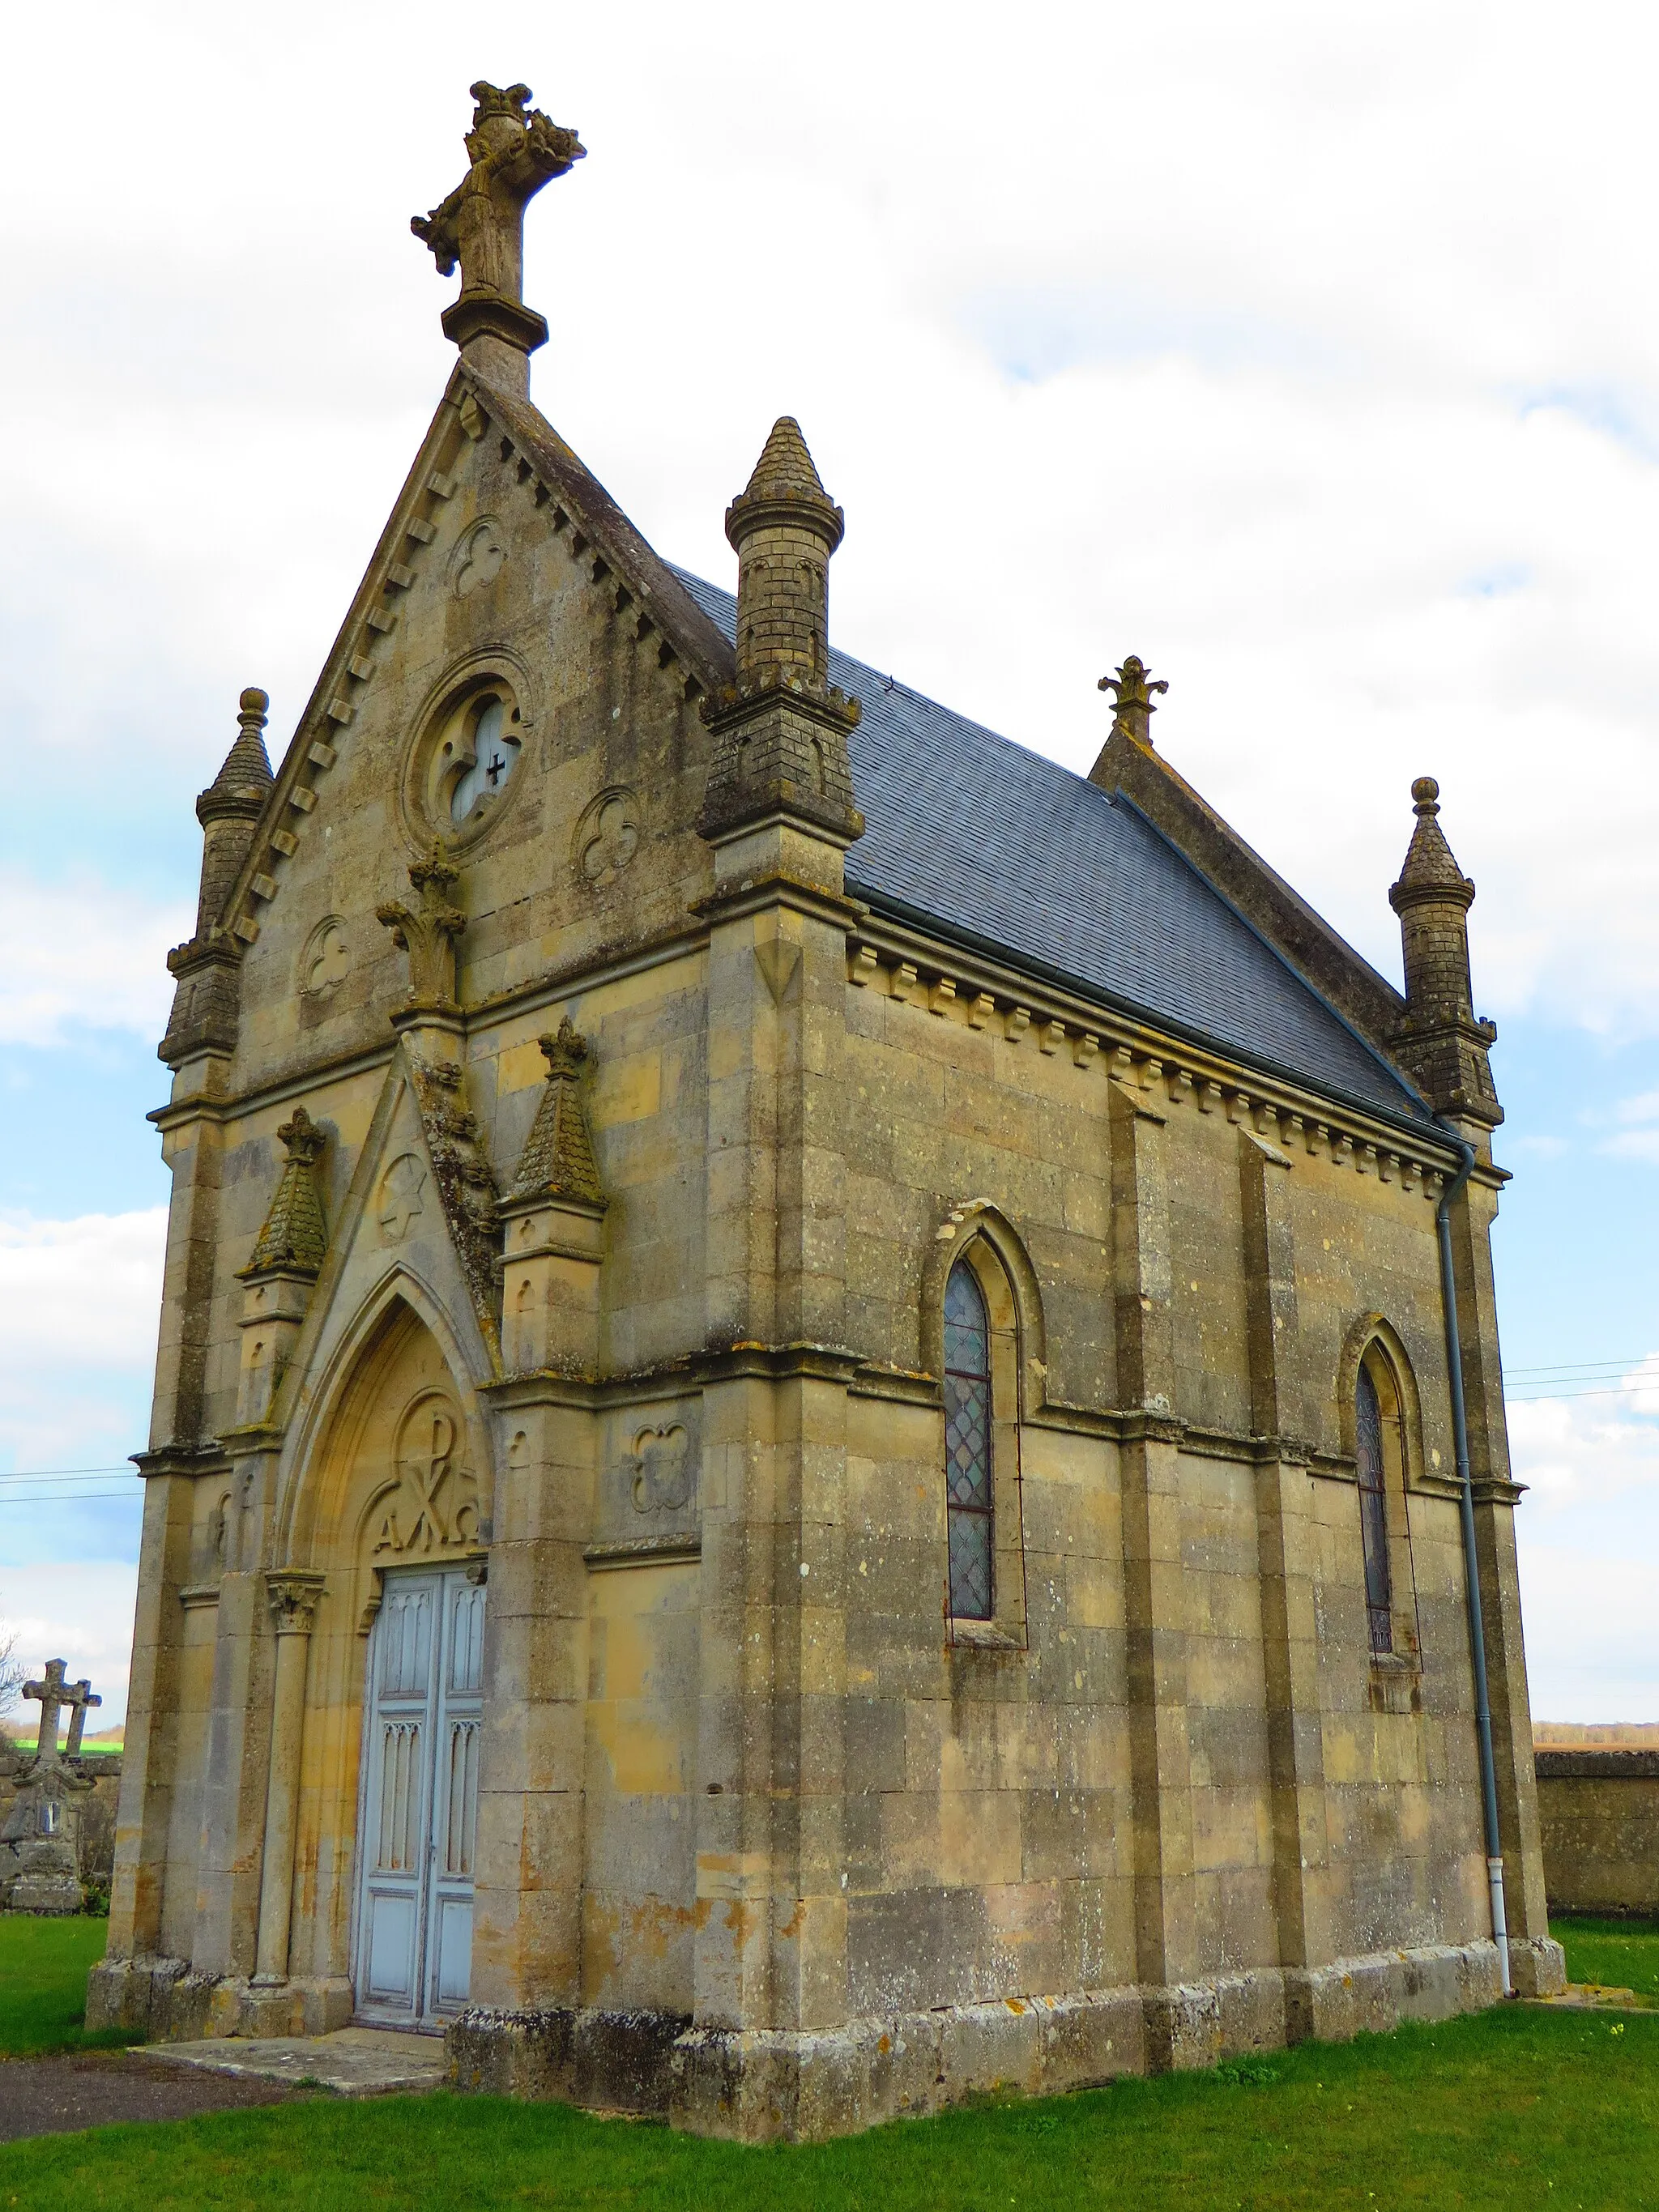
[266, 1572, 326, 1637]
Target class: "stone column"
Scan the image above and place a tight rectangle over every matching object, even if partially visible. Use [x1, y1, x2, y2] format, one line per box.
[254, 1574, 326, 1984]
[689, 861, 859, 2083]
[90, 1450, 220, 2030]
[465, 1382, 592, 2049]
[1445, 1166, 1563, 1994]
[1109, 1072, 1196, 2061]
[1238, 1125, 1330, 2022]
[104, 1051, 231, 1992]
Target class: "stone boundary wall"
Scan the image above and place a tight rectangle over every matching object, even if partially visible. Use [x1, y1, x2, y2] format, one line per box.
[1535, 1750, 1659, 1918]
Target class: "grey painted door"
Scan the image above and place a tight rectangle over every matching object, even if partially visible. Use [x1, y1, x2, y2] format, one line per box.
[355, 1566, 485, 2026]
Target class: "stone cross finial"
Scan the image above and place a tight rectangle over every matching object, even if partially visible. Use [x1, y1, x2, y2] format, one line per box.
[23, 1661, 98, 1763]
[1098, 657, 1168, 748]
[377, 846, 467, 1013]
[412, 82, 584, 379]
[65, 1685, 100, 1755]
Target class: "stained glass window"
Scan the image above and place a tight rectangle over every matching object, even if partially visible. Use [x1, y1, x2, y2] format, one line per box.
[1356, 1362, 1393, 1655]
[945, 1260, 993, 1620]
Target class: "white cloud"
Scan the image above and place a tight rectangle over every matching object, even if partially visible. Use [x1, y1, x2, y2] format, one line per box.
[4, 2, 1659, 1035]
[1602, 1131, 1659, 1166]
[1509, 1364, 1659, 1718]
[0, 872, 189, 1046]
[0, 1564, 139, 1733]
[0, 1209, 166, 1470]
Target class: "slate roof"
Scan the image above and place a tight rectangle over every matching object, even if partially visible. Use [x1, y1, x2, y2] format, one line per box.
[674, 570, 1433, 1132]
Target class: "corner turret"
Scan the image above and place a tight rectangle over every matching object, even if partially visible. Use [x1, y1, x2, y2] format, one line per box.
[1388, 777, 1500, 1126]
[193, 688, 274, 933]
[160, 688, 273, 1068]
[698, 418, 863, 858]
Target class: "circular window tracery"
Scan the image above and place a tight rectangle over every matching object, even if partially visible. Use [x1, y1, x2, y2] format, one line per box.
[399, 654, 535, 855]
[440, 692, 522, 827]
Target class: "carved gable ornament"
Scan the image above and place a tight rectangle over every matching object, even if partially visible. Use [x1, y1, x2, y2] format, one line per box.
[368, 1394, 481, 1560]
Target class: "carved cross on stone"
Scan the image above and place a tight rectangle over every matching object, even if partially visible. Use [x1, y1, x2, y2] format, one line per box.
[412, 82, 585, 309]
[1098, 656, 1168, 747]
[23, 1661, 98, 1763]
[377, 846, 467, 1013]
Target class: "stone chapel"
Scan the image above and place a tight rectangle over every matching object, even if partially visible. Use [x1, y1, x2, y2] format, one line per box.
[91, 81, 1565, 2137]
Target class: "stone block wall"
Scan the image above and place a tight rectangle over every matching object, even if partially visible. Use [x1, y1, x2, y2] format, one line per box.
[1535, 1750, 1659, 1916]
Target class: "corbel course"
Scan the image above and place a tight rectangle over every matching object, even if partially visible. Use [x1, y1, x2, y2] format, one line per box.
[844, 927, 1467, 1199]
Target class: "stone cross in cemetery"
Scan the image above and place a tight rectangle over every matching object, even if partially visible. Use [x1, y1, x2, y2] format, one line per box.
[22, 1661, 100, 1763]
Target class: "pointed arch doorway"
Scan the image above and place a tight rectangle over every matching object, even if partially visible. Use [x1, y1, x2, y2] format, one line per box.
[284, 1289, 492, 2031]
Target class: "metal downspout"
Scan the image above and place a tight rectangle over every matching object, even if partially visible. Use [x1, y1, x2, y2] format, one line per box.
[1435, 1123, 1513, 1997]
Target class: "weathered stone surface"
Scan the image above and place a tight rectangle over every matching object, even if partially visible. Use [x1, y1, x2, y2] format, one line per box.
[1535, 1749, 1659, 1919]
[98, 92, 1554, 2145]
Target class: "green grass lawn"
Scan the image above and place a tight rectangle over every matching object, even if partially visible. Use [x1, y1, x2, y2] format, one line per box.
[0, 1916, 123, 2057]
[3, 1916, 1659, 2209]
[1554, 1914, 1659, 2003]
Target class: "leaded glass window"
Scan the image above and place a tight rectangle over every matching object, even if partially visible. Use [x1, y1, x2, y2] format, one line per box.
[1356, 1362, 1393, 1655]
[945, 1261, 993, 1620]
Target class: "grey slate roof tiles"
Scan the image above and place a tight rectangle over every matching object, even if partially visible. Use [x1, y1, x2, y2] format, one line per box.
[674, 569, 1432, 1132]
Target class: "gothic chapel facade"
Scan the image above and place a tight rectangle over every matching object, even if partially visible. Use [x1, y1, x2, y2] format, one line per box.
[92, 83, 1564, 2137]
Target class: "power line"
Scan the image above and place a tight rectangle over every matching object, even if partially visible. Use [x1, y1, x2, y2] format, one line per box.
[1506, 1359, 1658, 1378]
[0, 1465, 133, 1481]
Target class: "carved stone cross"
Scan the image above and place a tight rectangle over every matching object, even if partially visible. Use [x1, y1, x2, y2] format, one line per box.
[412, 82, 585, 310]
[23, 1660, 98, 1762]
[1098, 656, 1168, 747]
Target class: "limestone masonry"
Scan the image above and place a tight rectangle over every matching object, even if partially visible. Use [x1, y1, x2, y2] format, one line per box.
[90, 81, 1563, 2137]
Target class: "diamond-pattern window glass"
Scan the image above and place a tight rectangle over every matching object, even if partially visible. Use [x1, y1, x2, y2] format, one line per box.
[1356, 1362, 1394, 1655]
[944, 1260, 993, 1619]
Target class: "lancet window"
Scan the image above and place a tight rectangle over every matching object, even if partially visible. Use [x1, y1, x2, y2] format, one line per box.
[1355, 1362, 1394, 1655]
[944, 1260, 994, 1620]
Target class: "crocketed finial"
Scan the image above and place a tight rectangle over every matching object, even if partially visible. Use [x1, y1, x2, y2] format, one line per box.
[240, 1106, 329, 1278]
[1098, 657, 1168, 748]
[510, 1017, 605, 1208]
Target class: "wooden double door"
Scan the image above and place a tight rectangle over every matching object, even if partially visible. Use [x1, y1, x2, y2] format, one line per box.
[355, 1566, 484, 2027]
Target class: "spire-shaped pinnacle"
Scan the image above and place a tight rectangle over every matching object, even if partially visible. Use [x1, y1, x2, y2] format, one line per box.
[239, 1106, 329, 1279]
[1387, 777, 1499, 1127]
[511, 1019, 606, 1208]
[198, 688, 275, 825]
[726, 416, 843, 548]
[1389, 777, 1474, 911]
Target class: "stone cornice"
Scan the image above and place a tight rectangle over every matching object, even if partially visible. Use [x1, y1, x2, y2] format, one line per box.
[847, 898, 1483, 1190]
[131, 1445, 231, 1482]
[689, 872, 867, 935]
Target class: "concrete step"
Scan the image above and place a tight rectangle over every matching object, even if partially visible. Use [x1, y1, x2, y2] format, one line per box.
[131, 2026, 448, 2099]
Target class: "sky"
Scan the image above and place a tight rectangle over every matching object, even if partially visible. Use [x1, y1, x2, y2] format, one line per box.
[4, 0, 1659, 1727]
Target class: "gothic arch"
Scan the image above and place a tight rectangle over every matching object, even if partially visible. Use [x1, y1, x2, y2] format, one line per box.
[263, 1270, 493, 1988]
[1336, 1311, 1425, 1666]
[921, 1200, 1047, 1414]
[273, 1265, 493, 1574]
[1336, 1311, 1427, 1488]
